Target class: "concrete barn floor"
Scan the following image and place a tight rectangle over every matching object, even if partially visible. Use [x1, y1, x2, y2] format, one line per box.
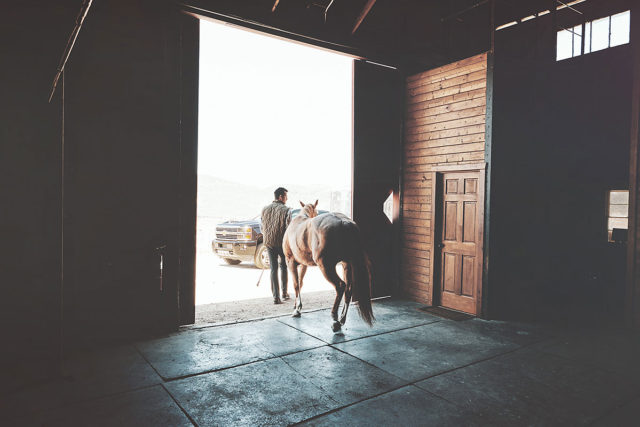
[3, 299, 640, 426]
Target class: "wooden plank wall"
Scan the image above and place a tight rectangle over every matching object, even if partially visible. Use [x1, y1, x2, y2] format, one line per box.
[401, 52, 488, 304]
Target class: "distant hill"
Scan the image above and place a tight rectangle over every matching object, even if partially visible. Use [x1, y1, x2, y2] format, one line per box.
[197, 174, 349, 221]
[197, 175, 269, 220]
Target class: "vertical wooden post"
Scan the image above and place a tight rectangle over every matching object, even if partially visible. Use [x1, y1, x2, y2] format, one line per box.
[481, 0, 495, 318]
[627, 6, 640, 328]
[59, 71, 66, 373]
[177, 13, 199, 326]
[551, 0, 557, 60]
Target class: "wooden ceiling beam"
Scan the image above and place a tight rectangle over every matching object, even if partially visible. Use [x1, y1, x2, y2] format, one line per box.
[352, 0, 377, 34]
[49, 0, 94, 103]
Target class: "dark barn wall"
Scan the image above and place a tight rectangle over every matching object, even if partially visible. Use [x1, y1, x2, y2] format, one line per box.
[1, 0, 188, 381]
[0, 0, 77, 378]
[353, 61, 403, 298]
[629, 1, 640, 328]
[63, 0, 185, 341]
[489, 10, 632, 320]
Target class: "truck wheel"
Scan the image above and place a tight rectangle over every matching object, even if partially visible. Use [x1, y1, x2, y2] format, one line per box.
[254, 244, 270, 269]
[223, 258, 241, 265]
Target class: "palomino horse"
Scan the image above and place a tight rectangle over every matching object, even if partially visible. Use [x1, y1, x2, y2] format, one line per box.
[282, 200, 374, 332]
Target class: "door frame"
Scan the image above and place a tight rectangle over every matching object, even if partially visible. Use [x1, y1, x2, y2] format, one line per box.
[176, 6, 401, 325]
[430, 162, 486, 316]
[176, 12, 199, 325]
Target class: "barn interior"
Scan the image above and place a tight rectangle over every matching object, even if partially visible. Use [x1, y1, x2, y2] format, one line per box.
[2, 0, 640, 424]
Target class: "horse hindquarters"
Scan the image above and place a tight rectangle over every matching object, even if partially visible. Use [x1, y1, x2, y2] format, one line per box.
[316, 258, 346, 326]
[332, 219, 374, 326]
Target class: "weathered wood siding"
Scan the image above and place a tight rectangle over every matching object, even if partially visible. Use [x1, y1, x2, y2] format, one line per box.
[401, 53, 488, 304]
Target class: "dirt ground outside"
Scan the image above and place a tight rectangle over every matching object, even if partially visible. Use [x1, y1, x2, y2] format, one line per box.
[194, 291, 337, 325]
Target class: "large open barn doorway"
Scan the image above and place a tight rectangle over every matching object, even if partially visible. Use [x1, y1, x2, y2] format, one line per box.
[194, 19, 354, 325]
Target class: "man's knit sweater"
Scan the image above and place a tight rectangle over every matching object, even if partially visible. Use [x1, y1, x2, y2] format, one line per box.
[261, 200, 291, 248]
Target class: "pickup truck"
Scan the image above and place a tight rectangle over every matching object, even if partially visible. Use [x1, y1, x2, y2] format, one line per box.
[211, 208, 327, 269]
[212, 215, 269, 269]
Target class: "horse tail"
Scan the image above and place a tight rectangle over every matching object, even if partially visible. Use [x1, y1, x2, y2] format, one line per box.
[347, 225, 374, 326]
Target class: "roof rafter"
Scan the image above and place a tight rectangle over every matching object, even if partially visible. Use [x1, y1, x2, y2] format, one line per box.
[352, 0, 377, 34]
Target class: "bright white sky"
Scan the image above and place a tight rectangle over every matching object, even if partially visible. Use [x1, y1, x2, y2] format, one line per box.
[198, 19, 353, 188]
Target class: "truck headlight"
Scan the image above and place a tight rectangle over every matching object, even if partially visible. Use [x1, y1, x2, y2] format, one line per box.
[241, 226, 252, 240]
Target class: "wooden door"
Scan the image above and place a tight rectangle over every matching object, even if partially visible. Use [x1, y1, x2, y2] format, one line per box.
[438, 171, 484, 315]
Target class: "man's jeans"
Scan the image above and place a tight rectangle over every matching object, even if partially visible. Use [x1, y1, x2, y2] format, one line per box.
[266, 246, 288, 300]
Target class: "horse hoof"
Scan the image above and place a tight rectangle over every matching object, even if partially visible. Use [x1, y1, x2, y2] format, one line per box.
[292, 310, 301, 318]
[331, 321, 341, 332]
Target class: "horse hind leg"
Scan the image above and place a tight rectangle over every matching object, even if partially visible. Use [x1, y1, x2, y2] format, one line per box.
[339, 262, 352, 325]
[318, 259, 346, 332]
[299, 263, 308, 286]
[288, 259, 302, 317]
[294, 264, 307, 315]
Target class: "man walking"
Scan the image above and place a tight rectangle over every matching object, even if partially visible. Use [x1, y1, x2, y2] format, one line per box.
[261, 187, 291, 304]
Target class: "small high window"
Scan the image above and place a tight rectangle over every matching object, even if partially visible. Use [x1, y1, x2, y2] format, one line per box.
[557, 10, 630, 61]
[607, 190, 628, 243]
[556, 24, 582, 60]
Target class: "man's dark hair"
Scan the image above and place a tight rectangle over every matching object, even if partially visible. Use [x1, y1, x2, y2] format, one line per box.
[274, 187, 288, 200]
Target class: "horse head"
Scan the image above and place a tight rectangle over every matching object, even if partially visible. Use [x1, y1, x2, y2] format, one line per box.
[298, 200, 319, 218]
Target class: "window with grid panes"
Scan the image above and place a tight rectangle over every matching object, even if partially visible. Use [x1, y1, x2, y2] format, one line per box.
[607, 190, 628, 242]
[556, 10, 630, 61]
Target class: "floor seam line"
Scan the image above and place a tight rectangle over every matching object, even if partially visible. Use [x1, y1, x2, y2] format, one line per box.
[274, 319, 333, 342]
[276, 355, 342, 406]
[161, 344, 328, 383]
[412, 340, 550, 385]
[133, 345, 166, 382]
[294, 341, 550, 424]
[411, 340, 558, 404]
[326, 344, 411, 384]
[276, 318, 443, 345]
[291, 382, 419, 426]
[161, 383, 199, 427]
